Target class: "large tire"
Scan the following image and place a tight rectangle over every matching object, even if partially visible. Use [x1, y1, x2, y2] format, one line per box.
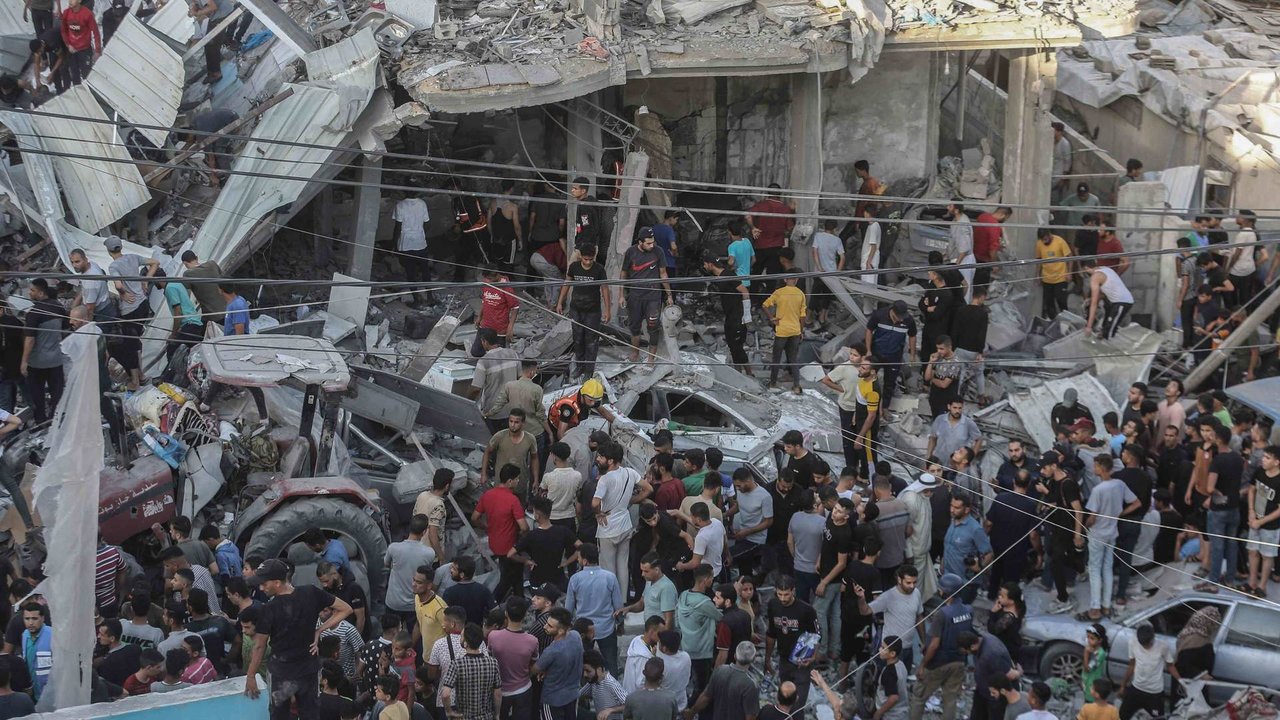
[245, 497, 388, 604]
[1038, 642, 1085, 683]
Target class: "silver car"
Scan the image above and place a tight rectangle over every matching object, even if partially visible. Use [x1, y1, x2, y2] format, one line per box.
[1021, 592, 1280, 702]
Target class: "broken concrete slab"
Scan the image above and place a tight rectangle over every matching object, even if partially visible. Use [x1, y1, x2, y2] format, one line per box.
[662, 0, 752, 23]
[1043, 323, 1163, 406]
[1005, 374, 1119, 452]
[328, 272, 372, 330]
[402, 314, 460, 382]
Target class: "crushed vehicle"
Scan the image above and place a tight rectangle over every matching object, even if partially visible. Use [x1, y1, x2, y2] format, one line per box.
[1021, 592, 1280, 703]
[0, 335, 391, 601]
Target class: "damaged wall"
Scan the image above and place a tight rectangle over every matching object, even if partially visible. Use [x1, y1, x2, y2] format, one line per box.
[725, 76, 792, 188]
[820, 54, 940, 193]
[624, 77, 717, 181]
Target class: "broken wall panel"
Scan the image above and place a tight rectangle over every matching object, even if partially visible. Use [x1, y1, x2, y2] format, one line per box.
[144, 0, 196, 45]
[86, 15, 184, 149]
[28, 86, 150, 234]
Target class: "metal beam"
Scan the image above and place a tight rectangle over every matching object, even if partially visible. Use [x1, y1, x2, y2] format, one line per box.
[1184, 280, 1280, 390]
[236, 0, 317, 57]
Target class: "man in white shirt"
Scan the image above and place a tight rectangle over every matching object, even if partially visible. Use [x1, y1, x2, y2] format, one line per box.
[1015, 681, 1058, 720]
[593, 442, 651, 601]
[1228, 209, 1258, 307]
[676, 502, 726, 578]
[810, 219, 845, 325]
[393, 196, 432, 304]
[858, 205, 882, 314]
[541, 442, 583, 531]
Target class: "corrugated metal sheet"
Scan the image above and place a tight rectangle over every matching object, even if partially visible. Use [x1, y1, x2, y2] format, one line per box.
[86, 14, 183, 148]
[145, 0, 195, 44]
[0, 0, 27, 40]
[191, 29, 380, 266]
[0, 109, 151, 268]
[29, 86, 150, 233]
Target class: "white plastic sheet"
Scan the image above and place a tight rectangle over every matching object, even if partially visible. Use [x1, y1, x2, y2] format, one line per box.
[32, 323, 104, 711]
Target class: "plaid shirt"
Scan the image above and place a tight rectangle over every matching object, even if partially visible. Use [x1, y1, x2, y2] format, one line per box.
[441, 651, 501, 720]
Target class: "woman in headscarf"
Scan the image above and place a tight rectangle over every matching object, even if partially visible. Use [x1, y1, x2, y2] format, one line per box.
[1175, 606, 1221, 680]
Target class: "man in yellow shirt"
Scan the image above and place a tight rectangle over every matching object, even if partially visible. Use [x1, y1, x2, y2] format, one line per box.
[1036, 227, 1072, 319]
[411, 567, 447, 660]
[764, 273, 808, 394]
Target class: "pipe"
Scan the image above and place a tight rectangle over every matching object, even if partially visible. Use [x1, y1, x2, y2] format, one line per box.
[1184, 279, 1280, 390]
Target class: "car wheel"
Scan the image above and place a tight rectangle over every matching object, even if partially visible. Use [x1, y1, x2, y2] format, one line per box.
[1038, 643, 1085, 683]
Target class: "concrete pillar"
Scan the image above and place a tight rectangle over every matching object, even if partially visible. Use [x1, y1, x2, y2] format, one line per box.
[346, 156, 382, 280]
[565, 94, 604, 246]
[1116, 181, 1175, 329]
[605, 151, 650, 284]
[1000, 49, 1056, 271]
[788, 71, 825, 274]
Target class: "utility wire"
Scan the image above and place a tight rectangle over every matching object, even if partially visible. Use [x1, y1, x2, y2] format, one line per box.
[8, 105, 1278, 218]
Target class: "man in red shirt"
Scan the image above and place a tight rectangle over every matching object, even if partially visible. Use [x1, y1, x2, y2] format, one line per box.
[61, 0, 100, 86]
[972, 206, 1010, 289]
[471, 266, 520, 357]
[1096, 222, 1130, 275]
[747, 184, 795, 299]
[852, 160, 886, 222]
[472, 464, 529, 600]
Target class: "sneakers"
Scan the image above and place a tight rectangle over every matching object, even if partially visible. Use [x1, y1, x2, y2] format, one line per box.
[1048, 598, 1077, 615]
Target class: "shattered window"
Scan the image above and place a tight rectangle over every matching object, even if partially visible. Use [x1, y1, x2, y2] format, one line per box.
[631, 390, 656, 422]
[1224, 604, 1280, 650]
[1143, 601, 1227, 637]
[665, 392, 741, 432]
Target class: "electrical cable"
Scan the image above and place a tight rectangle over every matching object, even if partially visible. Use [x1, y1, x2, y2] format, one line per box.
[11, 104, 1280, 218]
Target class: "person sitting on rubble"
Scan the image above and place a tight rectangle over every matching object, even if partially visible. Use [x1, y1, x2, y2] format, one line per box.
[548, 377, 605, 443]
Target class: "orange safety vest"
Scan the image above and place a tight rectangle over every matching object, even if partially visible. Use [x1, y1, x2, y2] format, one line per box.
[548, 395, 583, 436]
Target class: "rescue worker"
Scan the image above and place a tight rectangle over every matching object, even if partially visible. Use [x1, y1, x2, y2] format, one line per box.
[548, 377, 605, 442]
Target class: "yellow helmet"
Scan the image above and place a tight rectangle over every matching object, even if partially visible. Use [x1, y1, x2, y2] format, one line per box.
[580, 378, 605, 400]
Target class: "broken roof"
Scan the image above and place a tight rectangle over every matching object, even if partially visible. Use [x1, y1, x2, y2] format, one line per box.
[189, 29, 381, 267]
[1057, 3, 1280, 167]
[28, 87, 151, 234]
[85, 15, 185, 149]
[394, 0, 1137, 112]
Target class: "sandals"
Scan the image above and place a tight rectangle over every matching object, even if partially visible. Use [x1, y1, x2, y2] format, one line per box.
[1192, 582, 1219, 594]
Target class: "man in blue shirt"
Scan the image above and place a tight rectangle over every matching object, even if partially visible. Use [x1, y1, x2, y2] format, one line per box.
[565, 544, 623, 675]
[535, 606, 584, 720]
[653, 210, 680, 274]
[152, 270, 205, 359]
[726, 220, 755, 290]
[865, 300, 917, 413]
[303, 528, 350, 575]
[942, 495, 992, 604]
[220, 284, 249, 335]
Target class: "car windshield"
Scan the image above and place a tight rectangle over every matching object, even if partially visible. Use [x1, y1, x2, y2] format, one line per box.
[1225, 604, 1280, 651]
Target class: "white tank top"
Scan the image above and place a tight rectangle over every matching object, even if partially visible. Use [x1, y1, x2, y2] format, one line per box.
[1096, 266, 1134, 304]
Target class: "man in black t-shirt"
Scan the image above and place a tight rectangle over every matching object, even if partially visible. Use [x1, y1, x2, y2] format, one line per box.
[1036, 451, 1083, 615]
[764, 576, 819, 708]
[511, 496, 578, 591]
[556, 242, 609, 379]
[620, 227, 672, 362]
[816, 499, 855, 665]
[1198, 424, 1243, 591]
[783, 430, 822, 489]
[704, 254, 751, 372]
[1245, 445, 1280, 596]
[1113, 444, 1153, 605]
[764, 472, 806, 581]
[243, 559, 353, 718]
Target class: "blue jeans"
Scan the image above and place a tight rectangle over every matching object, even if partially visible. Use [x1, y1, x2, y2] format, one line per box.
[1088, 535, 1115, 611]
[795, 571, 819, 603]
[1206, 509, 1240, 584]
[814, 582, 842, 658]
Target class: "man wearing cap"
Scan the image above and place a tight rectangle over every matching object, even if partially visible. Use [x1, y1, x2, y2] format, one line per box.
[865, 300, 917, 414]
[901, 474, 938, 600]
[1036, 452, 1084, 615]
[1050, 388, 1094, 435]
[104, 237, 158, 390]
[703, 252, 751, 375]
[1060, 183, 1100, 242]
[619, 227, 673, 363]
[243, 558, 354, 718]
[528, 583, 561, 653]
[908, 573, 971, 720]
